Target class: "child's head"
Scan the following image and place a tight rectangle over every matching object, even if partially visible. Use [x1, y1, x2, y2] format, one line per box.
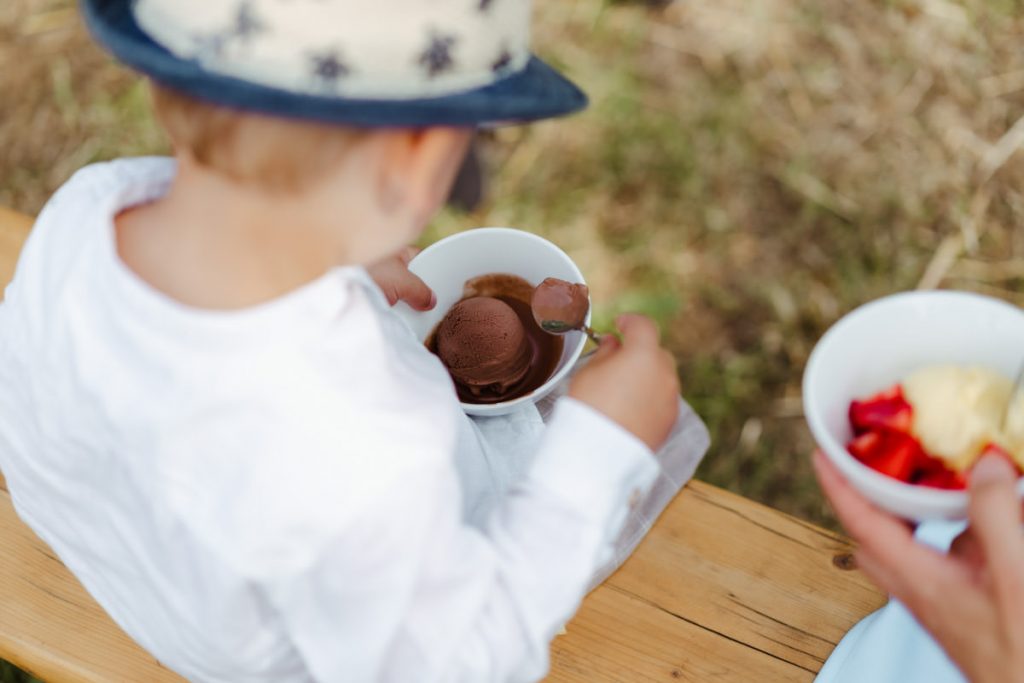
[151, 84, 367, 193]
[151, 82, 473, 263]
[85, 0, 586, 260]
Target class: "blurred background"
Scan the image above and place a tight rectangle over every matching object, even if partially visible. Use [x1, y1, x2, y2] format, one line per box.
[4, 0, 1024, 538]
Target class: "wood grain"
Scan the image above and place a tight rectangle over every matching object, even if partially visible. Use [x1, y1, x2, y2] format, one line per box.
[548, 585, 809, 682]
[0, 206, 31, 298]
[0, 207, 29, 492]
[0, 489, 183, 682]
[0, 480, 883, 683]
[547, 483, 886, 681]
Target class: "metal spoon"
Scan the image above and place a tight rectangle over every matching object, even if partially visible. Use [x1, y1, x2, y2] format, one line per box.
[531, 277, 602, 344]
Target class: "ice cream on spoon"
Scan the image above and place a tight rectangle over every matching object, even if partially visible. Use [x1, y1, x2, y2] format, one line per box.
[531, 277, 599, 344]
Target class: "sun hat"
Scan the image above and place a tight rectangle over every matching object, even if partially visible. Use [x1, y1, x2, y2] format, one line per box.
[80, 0, 588, 127]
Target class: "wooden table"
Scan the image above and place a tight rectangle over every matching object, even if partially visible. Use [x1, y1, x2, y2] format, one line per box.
[0, 209, 886, 682]
[0, 206, 31, 288]
[546, 482, 884, 682]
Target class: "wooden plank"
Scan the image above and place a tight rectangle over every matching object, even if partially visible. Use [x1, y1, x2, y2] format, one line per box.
[0, 205, 32, 297]
[0, 479, 884, 683]
[548, 585, 808, 682]
[0, 206, 29, 494]
[0, 207, 30, 493]
[0, 489, 184, 682]
[547, 482, 886, 681]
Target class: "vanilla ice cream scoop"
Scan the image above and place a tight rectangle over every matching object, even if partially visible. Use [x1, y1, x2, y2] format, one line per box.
[904, 365, 1024, 471]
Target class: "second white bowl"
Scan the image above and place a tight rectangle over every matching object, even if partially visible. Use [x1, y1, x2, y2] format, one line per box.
[803, 290, 1024, 520]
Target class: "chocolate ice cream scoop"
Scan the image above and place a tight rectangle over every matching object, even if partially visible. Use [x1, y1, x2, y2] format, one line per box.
[436, 297, 532, 396]
[531, 278, 599, 343]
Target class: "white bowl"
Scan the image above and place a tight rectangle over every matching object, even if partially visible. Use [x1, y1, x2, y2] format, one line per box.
[394, 227, 589, 416]
[803, 290, 1024, 521]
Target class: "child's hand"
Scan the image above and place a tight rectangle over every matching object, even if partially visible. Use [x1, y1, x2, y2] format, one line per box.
[569, 314, 680, 451]
[368, 247, 436, 310]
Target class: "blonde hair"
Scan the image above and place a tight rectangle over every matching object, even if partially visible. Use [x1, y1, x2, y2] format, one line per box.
[150, 83, 366, 192]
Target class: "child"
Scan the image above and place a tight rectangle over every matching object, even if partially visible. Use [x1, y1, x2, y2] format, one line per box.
[0, 0, 705, 681]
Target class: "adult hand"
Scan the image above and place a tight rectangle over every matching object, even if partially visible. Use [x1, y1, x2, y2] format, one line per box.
[367, 246, 436, 310]
[814, 450, 1024, 683]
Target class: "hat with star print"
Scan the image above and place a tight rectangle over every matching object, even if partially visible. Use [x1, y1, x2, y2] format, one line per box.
[80, 0, 587, 126]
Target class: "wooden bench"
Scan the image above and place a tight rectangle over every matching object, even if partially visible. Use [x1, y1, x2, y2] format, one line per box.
[0, 208, 886, 682]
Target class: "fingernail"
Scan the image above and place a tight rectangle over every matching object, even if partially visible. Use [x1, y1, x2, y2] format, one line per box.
[428, 292, 437, 310]
[970, 453, 1015, 486]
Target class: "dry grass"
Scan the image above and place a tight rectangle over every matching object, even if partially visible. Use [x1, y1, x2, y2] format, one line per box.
[0, 0, 165, 211]
[4, 0, 1024, 534]
[445, 0, 1024, 524]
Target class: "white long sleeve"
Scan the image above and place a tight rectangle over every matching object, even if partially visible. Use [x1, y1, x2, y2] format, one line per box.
[259, 398, 657, 683]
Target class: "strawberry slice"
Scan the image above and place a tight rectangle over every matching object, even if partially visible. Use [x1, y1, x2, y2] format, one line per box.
[848, 431, 883, 462]
[848, 430, 923, 482]
[849, 386, 913, 435]
[914, 465, 967, 490]
[910, 443, 1019, 490]
[845, 383, 1022, 490]
[863, 432, 923, 481]
[983, 442, 1012, 458]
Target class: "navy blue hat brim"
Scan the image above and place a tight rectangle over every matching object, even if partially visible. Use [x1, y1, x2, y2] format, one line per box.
[80, 0, 588, 127]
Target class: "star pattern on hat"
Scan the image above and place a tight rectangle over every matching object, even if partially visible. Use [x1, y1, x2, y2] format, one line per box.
[491, 47, 513, 75]
[310, 49, 350, 88]
[418, 32, 457, 78]
[192, 1, 264, 60]
[145, 0, 537, 100]
[232, 1, 267, 43]
[192, 32, 228, 60]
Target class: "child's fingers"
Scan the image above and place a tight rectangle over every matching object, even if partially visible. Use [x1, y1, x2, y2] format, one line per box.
[588, 334, 621, 362]
[398, 246, 421, 266]
[393, 270, 436, 310]
[615, 314, 659, 350]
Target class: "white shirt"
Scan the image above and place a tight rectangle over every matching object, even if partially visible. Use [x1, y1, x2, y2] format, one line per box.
[0, 158, 667, 683]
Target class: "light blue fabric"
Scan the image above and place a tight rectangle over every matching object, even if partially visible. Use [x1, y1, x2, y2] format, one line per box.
[816, 521, 967, 683]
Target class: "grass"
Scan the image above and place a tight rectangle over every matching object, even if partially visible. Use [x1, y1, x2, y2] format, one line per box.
[3, 0, 1024, 676]
[0, 662, 41, 683]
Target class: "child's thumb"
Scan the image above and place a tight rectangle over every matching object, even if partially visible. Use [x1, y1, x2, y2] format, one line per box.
[589, 333, 621, 361]
[396, 272, 436, 311]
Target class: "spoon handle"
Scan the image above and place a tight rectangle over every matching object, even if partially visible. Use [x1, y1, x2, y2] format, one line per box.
[582, 325, 603, 345]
